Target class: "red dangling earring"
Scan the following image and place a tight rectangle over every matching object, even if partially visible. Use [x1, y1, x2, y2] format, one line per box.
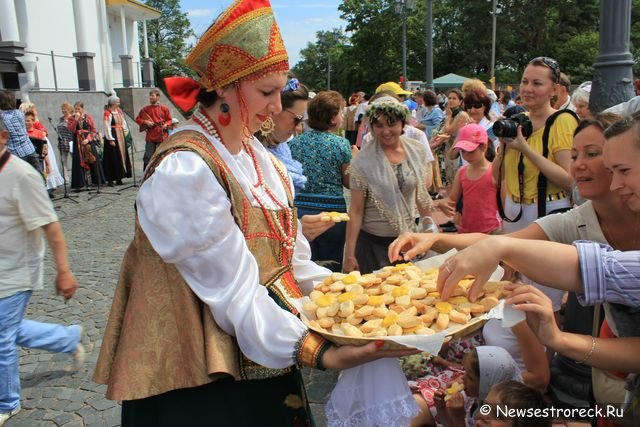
[218, 101, 231, 126]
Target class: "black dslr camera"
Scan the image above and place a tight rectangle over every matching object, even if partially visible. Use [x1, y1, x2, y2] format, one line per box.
[493, 112, 533, 139]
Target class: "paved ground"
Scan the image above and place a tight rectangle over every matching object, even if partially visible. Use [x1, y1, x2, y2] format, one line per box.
[6, 171, 339, 427]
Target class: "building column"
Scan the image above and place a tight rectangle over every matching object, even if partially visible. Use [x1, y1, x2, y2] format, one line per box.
[0, 0, 20, 41]
[72, 0, 97, 91]
[73, 52, 97, 91]
[141, 58, 154, 87]
[0, 0, 26, 75]
[139, 19, 154, 87]
[142, 19, 149, 58]
[119, 6, 134, 87]
[590, 0, 635, 112]
[14, 0, 37, 99]
[120, 55, 134, 88]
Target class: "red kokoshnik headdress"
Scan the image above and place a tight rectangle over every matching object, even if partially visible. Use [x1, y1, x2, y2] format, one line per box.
[165, 0, 289, 112]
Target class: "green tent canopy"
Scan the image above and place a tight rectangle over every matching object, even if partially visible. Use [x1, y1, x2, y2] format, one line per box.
[432, 73, 471, 88]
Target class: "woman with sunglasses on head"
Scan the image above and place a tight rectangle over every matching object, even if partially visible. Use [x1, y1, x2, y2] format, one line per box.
[490, 56, 579, 311]
[92, 1, 415, 425]
[289, 90, 353, 272]
[493, 57, 577, 232]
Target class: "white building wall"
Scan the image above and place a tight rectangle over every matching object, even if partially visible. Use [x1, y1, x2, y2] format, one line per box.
[18, 0, 100, 91]
[0, 0, 148, 93]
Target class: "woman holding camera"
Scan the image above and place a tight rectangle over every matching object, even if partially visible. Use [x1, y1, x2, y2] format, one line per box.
[492, 57, 577, 233]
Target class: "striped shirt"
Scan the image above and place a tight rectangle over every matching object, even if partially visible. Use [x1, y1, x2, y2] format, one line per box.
[1, 109, 35, 158]
[575, 241, 640, 308]
[57, 116, 75, 154]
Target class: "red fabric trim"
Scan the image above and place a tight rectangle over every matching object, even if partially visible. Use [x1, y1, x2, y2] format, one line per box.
[164, 76, 202, 112]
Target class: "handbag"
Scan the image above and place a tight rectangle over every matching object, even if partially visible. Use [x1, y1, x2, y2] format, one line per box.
[91, 134, 103, 160]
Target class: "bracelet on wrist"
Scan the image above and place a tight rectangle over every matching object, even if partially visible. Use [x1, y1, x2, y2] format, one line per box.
[576, 335, 596, 364]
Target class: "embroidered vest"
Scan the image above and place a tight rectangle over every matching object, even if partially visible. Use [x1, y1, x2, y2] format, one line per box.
[93, 129, 302, 401]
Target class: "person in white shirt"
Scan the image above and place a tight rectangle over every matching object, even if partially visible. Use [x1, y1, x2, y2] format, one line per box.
[0, 117, 84, 426]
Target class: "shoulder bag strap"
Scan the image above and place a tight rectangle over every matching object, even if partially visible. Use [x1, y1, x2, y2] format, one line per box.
[0, 149, 11, 174]
[537, 109, 579, 218]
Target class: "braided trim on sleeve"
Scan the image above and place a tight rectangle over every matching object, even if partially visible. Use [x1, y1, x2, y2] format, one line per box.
[293, 330, 332, 370]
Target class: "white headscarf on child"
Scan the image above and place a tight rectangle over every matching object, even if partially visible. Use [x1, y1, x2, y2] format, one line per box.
[477, 346, 523, 401]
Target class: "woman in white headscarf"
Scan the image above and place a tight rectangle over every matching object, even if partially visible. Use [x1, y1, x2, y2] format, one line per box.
[102, 95, 131, 186]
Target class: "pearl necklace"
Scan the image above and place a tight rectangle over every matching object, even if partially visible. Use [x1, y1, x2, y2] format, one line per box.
[194, 108, 296, 252]
[193, 109, 221, 141]
[242, 140, 296, 252]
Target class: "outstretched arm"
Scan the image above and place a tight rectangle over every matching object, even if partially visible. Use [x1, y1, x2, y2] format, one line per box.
[507, 284, 640, 373]
[437, 236, 582, 301]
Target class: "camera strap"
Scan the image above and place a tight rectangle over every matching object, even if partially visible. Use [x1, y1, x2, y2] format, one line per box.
[496, 151, 524, 223]
[537, 109, 579, 218]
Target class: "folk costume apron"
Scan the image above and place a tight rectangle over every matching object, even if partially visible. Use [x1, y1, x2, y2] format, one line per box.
[94, 128, 317, 425]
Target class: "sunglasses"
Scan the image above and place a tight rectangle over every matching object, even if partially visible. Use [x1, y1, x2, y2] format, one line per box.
[529, 56, 560, 81]
[465, 102, 484, 110]
[285, 110, 304, 125]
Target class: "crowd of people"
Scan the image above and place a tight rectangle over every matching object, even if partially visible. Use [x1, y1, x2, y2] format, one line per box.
[0, 88, 176, 198]
[3, 0, 640, 426]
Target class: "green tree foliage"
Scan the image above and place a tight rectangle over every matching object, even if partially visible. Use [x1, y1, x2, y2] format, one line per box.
[293, 0, 632, 96]
[632, 0, 640, 76]
[292, 29, 349, 92]
[140, 0, 195, 90]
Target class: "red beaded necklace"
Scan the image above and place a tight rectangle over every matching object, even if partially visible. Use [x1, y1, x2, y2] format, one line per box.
[194, 108, 296, 252]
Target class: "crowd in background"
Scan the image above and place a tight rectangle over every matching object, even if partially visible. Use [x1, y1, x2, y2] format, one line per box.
[4, 52, 640, 426]
[256, 60, 640, 427]
[0, 89, 178, 196]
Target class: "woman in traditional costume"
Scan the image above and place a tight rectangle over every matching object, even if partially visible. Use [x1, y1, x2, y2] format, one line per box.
[93, 1, 413, 425]
[68, 102, 100, 188]
[102, 95, 131, 186]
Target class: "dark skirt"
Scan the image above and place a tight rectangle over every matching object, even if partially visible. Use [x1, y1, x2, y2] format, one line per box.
[121, 369, 314, 427]
[70, 140, 86, 189]
[102, 138, 131, 182]
[70, 139, 105, 188]
[345, 130, 358, 146]
[355, 229, 397, 274]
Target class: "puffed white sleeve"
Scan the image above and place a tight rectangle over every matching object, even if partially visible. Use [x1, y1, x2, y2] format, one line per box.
[104, 112, 114, 140]
[137, 151, 308, 369]
[292, 225, 332, 295]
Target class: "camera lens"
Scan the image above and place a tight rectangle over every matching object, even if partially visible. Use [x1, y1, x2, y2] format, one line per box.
[493, 119, 518, 139]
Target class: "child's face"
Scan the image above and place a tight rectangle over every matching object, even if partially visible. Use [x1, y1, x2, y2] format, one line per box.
[25, 116, 35, 130]
[474, 389, 511, 427]
[460, 144, 486, 164]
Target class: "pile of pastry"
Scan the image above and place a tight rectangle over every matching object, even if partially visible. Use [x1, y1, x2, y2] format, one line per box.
[320, 211, 350, 222]
[302, 263, 504, 339]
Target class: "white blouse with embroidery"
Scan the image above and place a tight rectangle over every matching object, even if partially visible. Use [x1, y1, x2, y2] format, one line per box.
[136, 126, 330, 369]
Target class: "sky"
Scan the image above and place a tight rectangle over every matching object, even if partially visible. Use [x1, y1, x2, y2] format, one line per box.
[179, 0, 346, 66]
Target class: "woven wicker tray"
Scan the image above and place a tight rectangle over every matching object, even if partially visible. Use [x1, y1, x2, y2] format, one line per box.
[302, 314, 488, 351]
